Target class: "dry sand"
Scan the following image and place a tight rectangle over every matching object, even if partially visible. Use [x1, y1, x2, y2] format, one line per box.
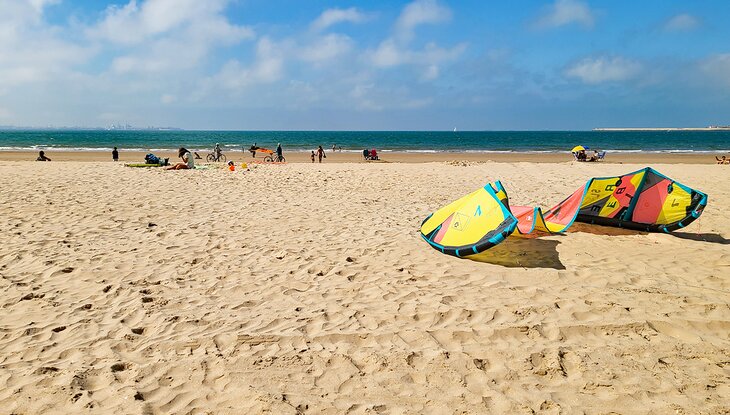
[0, 149, 723, 164]
[0, 160, 728, 414]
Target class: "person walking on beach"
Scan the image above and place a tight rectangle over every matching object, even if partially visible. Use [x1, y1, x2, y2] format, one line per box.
[36, 151, 51, 161]
[276, 143, 283, 161]
[167, 147, 194, 170]
[112, 147, 119, 161]
[311, 150, 315, 163]
[316, 145, 326, 163]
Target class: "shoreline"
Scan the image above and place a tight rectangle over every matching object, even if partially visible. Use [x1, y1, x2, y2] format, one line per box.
[1, 150, 724, 164]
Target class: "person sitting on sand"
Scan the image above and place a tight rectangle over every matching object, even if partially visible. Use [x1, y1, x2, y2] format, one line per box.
[167, 147, 194, 170]
[576, 149, 587, 161]
[112, 147, 119, 162]
[36, 151, 51, 161]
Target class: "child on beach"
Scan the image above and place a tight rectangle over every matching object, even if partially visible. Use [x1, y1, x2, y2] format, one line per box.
[112, 147, 119, 161]
[316, 145, 326, 163]
[167, 148, 194, 170]
[311, 151, 315, 163]
[36, 151, 51, 161]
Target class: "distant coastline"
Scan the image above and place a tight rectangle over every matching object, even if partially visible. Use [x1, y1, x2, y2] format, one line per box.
[594, 126, 730, 131]
[0, 126, 183, 131]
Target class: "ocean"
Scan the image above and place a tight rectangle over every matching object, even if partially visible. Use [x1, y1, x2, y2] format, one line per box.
[0, 130, 729, 153]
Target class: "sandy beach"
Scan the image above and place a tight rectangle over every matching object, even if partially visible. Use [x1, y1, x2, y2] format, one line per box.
[1, 159, 728, 414]
[0, 149, 725, 165]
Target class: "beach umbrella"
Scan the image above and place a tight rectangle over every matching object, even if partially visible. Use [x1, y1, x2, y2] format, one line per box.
[571, 145, 586, 152]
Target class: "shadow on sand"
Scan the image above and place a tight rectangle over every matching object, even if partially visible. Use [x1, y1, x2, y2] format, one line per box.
[467, 236, 565, 269]
[464, 223, 728, 269]
[570, 223, 730, 245]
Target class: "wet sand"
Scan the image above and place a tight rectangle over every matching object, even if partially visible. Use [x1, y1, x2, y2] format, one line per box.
[0, 149, 723, 164]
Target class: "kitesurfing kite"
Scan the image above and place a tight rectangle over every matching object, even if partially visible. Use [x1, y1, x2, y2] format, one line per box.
[420, 167, 708, 257]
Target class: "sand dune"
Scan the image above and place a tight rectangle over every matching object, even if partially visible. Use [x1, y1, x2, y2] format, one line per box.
[0, 161, 728, 414]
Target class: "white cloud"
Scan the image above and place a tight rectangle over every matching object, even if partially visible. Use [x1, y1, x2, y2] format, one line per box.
[298, 34, 353, 64]
[210, 37, 284, 91]
[371, 39, 403, 67]
[421, 65, 439, 81]
[89, 0, 251, 45]
[160, 94, 176, 104]
[365, 0, 462, 82]
[0, 0, 91, 89]
[565, 56, 643, 84]
[370, 39, 466, 69]
[28, 0, 60, 14]
[536, 0, 594, 29]
[395, 0, 452, 42]
[700, 54, 730, 87]
[88, 0, 254, 74]
[310, 7, 367, 32]
[663, 14, 700, 32]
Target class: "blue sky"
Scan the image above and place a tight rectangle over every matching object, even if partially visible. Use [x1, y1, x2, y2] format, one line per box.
[0, 0, 729, 130]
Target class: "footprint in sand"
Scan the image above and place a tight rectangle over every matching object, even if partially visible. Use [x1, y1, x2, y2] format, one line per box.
[110, 363, 128, 372]
[35, 366, 60, 375]
[473, 358, 490, 371]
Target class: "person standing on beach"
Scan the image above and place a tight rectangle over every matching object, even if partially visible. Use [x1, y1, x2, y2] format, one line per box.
[316, 145, 326, 163]
[311, 151, 315, 163]
[112, 147, 119, 161]
[249, 142, 258, 158]
[276, 143, 283, 161]
[332, 144, 336, 153]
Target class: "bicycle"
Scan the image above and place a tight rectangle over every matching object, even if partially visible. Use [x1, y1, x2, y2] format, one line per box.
[206, 152, 226, 162]
[263, 154, 285, 163]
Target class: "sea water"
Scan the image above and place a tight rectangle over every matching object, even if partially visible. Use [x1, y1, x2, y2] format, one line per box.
[0, 129, 728, 153]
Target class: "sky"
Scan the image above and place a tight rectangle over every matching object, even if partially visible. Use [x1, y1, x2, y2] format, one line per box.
[0, 0, 729, 130]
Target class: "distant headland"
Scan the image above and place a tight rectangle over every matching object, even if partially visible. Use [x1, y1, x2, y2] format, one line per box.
[0, 124, 183, 131]
[594, 126, 730, 131]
